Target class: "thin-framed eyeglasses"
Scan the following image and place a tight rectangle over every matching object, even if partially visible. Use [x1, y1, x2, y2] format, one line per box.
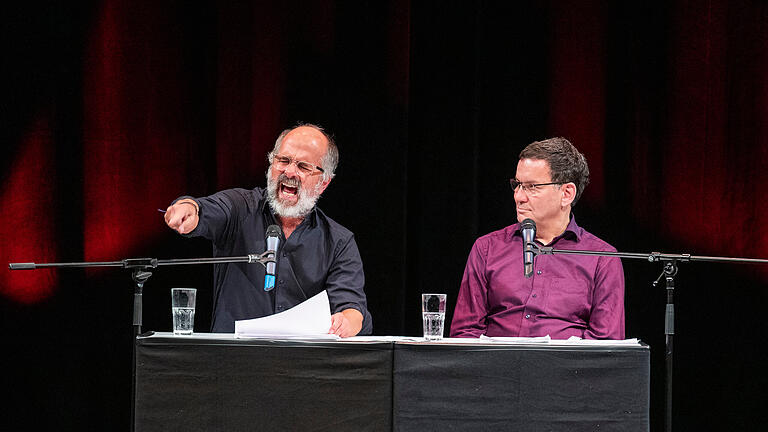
[509, 179, 563, 195]
[272, 155, 325, 175]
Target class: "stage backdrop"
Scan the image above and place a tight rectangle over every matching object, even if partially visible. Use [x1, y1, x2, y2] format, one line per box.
[2, 1, 767, 430]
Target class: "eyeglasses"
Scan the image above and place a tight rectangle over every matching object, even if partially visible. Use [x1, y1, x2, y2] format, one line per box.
[272, 155, 325, 175]
[509, 179, 563, 195]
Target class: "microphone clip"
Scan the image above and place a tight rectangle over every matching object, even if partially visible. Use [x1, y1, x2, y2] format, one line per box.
[247, 250, 276, 267]
[528, 242, 553, 256]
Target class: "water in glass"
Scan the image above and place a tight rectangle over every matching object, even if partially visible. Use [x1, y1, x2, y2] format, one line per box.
[172, 307, 195, 335]
[422, 312, 445, 340]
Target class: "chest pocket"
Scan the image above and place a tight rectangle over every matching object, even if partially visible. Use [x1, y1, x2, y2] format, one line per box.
[545, 277, 590, 321]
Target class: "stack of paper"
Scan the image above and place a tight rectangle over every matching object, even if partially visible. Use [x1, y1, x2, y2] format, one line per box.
[234, 290, 339, 340]
[479, 335, 552, 343]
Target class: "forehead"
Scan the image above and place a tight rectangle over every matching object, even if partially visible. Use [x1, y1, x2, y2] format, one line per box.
[515, 158, 552, 181]
[278, 127, 328, 162]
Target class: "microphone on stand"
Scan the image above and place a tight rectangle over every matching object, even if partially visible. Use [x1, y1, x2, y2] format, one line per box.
[521, 218, 536, 278]
[263, 224, 282, 291]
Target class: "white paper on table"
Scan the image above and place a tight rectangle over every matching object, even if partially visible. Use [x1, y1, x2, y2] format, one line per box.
[554, 336, 641, 346]
[479, 334, 552, 343]
[343, 336, 423, 342]
[234, 290, 338, 339]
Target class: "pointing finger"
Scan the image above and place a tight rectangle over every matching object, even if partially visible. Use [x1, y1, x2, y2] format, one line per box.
[179, 214, 198, 234]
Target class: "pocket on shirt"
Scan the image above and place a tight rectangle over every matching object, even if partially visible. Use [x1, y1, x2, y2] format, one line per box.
[545, 277, 589, 320]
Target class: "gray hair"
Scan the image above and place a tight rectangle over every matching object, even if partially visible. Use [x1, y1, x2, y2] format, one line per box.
[268, 123, 338, 182]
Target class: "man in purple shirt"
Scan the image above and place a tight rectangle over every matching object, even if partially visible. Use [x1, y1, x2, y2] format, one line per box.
[451, 137, 625, 339]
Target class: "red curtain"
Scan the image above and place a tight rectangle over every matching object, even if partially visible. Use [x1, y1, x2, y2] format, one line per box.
[0, 111, 59, 303]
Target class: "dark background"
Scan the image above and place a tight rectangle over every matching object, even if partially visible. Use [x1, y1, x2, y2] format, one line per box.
[2, 1, 767, 430]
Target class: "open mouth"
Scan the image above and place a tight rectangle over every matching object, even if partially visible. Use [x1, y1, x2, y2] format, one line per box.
[281, 183, 298, 196]
[279, 179, 300, 200]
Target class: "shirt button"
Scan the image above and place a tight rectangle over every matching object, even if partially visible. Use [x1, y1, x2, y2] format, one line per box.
[279, 279, 284, 285]
[282, 252, 287, 257]
[525, 314, 531, 319]
[536, 270, 542, 275]
[531, 294, 537, 298]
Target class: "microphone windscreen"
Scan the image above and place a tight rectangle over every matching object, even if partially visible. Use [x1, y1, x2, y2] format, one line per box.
[266, 224, 282, 237]
[521, 218, 536, 231]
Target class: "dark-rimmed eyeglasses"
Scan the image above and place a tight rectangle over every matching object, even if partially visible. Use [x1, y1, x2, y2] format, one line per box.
[272, 155, 325, 175]
[509, 179, 563, 195]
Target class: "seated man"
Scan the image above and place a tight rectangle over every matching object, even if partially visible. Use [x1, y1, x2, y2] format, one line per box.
[164, 124, 372, 337]
[451, 137, 624, 339]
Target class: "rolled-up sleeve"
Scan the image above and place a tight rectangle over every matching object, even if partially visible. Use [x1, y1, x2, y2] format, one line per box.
[325, 235, 373, 335]
[183, 189, 254, 246]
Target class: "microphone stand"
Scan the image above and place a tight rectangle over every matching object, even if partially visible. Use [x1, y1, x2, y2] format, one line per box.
[8, 252, 275, 432]
[528, 243, 768, 432]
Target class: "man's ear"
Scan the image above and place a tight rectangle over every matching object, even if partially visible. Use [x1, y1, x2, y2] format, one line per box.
[317, 177, 332, 194]
[561, 182, 576, 207]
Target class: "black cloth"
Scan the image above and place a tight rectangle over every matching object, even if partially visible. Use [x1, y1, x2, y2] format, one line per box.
[181, 187, 372, 333]
[392, 343, 650, 431]
[134, 335, 650, 432]
[134, 336, 393, 431]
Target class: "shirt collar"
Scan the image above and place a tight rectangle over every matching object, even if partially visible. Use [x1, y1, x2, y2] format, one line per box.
[511, 214, 583, 243]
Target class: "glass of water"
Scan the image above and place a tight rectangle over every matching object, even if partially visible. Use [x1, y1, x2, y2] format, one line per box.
[421, 293, 447, 341]
[171, 288, 196, 335]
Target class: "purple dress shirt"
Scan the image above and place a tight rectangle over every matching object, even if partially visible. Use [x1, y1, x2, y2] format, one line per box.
[451, 217, 625, 339]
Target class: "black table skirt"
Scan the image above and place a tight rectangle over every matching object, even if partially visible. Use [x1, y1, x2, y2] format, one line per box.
[135, 336, 393, 431]
[135, 335, 649, 432]
[393, 343, 649, 432]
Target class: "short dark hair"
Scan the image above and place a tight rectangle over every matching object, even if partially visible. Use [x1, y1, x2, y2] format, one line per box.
[519, 137, 590, 207]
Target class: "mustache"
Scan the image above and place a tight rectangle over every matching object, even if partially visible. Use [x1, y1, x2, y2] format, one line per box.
[278, 174, 301, 188]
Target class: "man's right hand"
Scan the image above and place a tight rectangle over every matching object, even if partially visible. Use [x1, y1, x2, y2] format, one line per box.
[164, 199, 199, 234]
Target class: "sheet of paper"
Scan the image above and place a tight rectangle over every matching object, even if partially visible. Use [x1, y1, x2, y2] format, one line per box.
[416, 337, 514, 344]
[234, 290, 339, 339]
[553, 336, 641, 346]
[480, 335, 552, 343]
[477, 335, 641, 346]
[343, 335, 422, 342]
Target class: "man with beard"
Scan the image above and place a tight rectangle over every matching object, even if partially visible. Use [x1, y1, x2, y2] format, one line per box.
[164, 124, 372, 336]
[450, 137, 624, 339]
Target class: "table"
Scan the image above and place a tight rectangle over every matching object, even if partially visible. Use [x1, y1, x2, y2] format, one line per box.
[393, 341, 649, 431]
[134, 334, 649, 431]
[134, 333, 393, 431]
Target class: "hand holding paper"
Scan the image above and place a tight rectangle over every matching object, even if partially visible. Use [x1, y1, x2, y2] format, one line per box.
[329, 309, 363, 338]
[235, 291, 339, 339]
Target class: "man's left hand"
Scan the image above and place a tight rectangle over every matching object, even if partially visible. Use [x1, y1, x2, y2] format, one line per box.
[329, 308, 363, 338]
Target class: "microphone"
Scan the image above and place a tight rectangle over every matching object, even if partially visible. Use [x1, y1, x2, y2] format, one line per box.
[263, 224, 282, 291]
[521, 218, 536, 278]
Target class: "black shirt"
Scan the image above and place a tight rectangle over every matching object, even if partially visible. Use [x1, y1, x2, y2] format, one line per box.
[183, 187, 372, 334]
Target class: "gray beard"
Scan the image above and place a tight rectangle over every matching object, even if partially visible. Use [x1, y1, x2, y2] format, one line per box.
[265, 172, 322, 219]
